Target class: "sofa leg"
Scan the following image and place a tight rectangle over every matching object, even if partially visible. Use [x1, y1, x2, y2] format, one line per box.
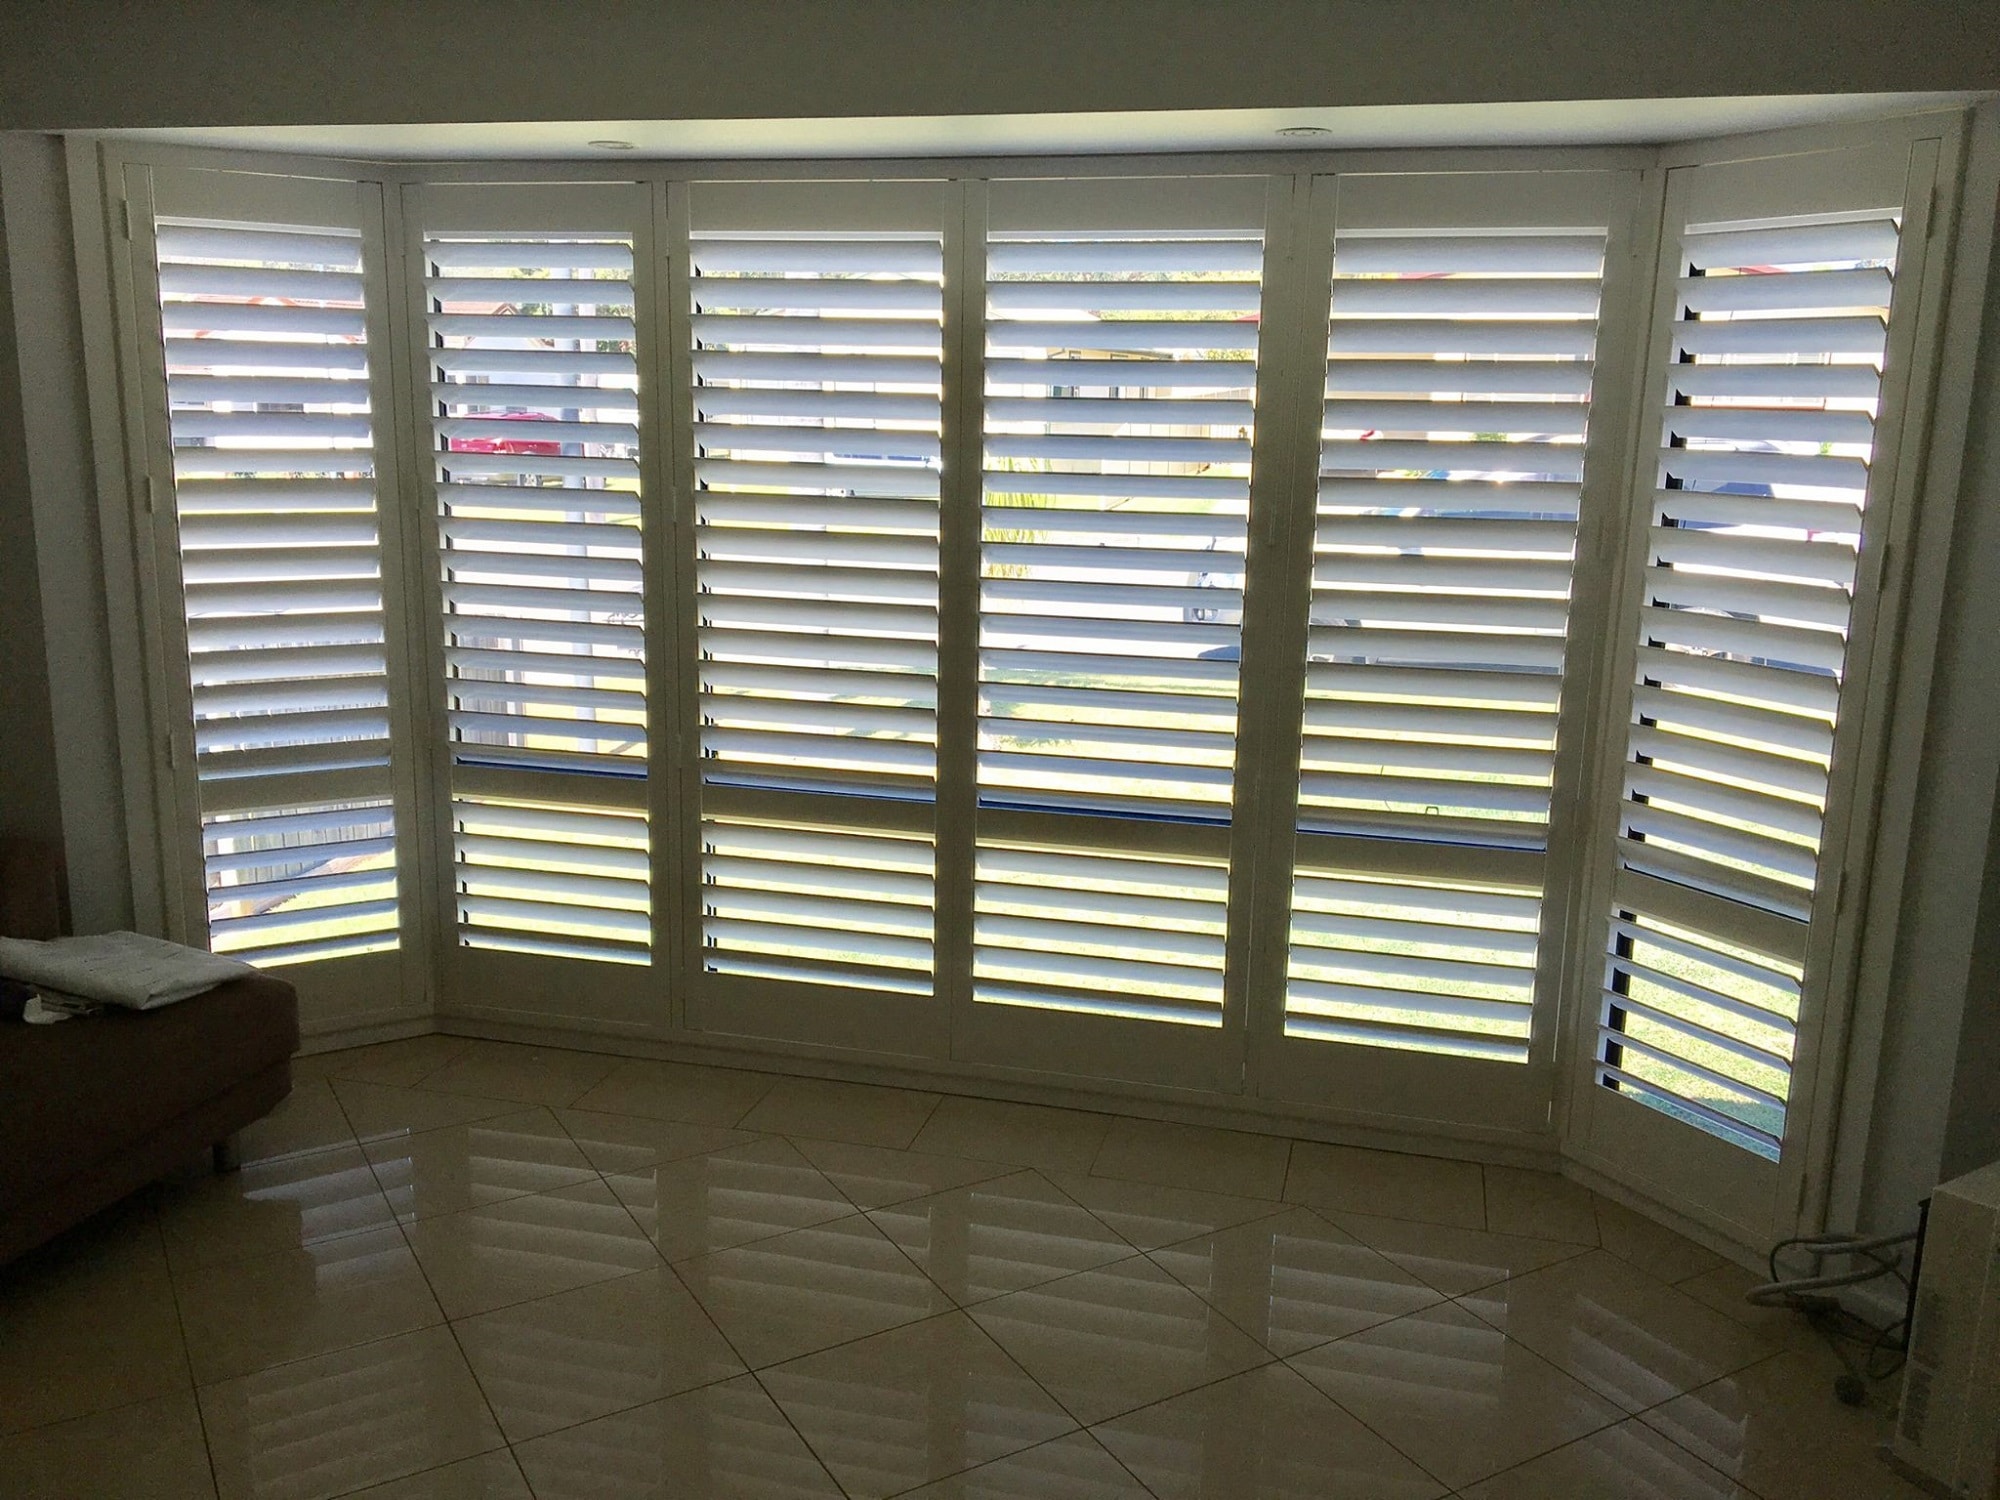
[212, 1134, 242, 1173]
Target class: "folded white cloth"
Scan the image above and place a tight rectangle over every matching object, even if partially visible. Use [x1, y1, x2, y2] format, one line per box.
[22, 993, 97, 1024]
[0, 932, 255, 1012]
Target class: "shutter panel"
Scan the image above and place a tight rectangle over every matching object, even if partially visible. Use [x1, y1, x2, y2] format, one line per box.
[1282, 177, 1613, 1066]
[972, 180, 1266, 1036]
[421, 220, 650, 965]
[688, 188, 943, 1001]
[156, 216, 400, 964]
[1597, 204, 1902, 1156]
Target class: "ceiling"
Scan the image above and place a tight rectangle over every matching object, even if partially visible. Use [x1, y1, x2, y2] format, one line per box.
[102, 93, 1985, 162]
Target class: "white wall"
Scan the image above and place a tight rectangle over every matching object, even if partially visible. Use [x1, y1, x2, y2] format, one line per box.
[0, 163, 62, 850]
[0, 134, 132, 930]
[1833, 105, 2000, 1233]
[0, 1, 1996, 131]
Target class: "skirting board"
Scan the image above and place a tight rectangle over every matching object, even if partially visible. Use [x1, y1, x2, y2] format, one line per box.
[303, 1010, 1935, 1328]
[429, 1010, 1567, 1170]
[296, 1007, 431, 1052]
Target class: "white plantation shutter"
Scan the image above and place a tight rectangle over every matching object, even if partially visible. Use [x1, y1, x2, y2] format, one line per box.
[113, 133, 1962, 1234]
[1596, 199, 1904, 1159]
[154, 214, 402, 964]
[1279, 174, 1617, 1069]
[686, 184, 944, 1008]
[970, 178, 1266, 1046]
[419, 205, 651, 965]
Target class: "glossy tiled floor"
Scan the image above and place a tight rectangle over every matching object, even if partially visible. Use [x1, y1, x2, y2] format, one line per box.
[0, 1037, 1929, 1499]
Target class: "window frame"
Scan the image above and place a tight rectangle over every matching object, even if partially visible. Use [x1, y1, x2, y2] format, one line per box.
[72, 111, 1984, 1255]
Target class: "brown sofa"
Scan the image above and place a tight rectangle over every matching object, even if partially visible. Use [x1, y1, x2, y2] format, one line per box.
[0, 840, 299, 1266]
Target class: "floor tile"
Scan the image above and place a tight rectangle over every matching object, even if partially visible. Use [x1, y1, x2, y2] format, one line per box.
[300, 1035, 474, 1089]
[1149, 1206, 1443, 1356]
[1287, 1301, 1623, 1491]
[896, 1431, 1152, 1499]
[1, 1194, 167, 1283]
[911, 1096, 1114, 1175]
[555, 1107, 763, 1174]
[1042, 1172, 1284, 1251]
[237, 1076, 358, 1164]
[761, 1310, 1077, 1499]
[405, 1180, 662, 1319]
[568, 1056, 779, 1126]
[736, 1075, 943, 1148]
[1090, 1117, 1291, 1200]
[603, 1136, 855, 1262]
[1459, 1249, 1771, 1412]
[676, 1213, 952, 1368]
[198, 1325, 504, 1500]
[968, 1255, 1272, 1425]
[332, 1078, 525, 1144]
[337, 1450, 533, 1498]
[1595, 1197, 1727, 1284]
[452, 1266, 744, 1442]
[792, 1137, 1015, 1209]
[0, 1255, 189, 1433]
[1482, 1166, 1600, 1245]
[512, 1374, 843, 1499]
[363, 1107, 597, 1222]
[173, 1225, 443, 1384]
[1093, 1362, 1445, 1500]
[1672, 1262, 1820, 1353]
[413, 1040, 622, 1109]
[1284, 1142, 1487, 1230]
[0, 1391, 216, 1499]
[869, 1170, 1135, 1306]
[1640, 1347, 1930, 1500]
[1461, 1416, 1754, 1499]
[1324, 1210, 1588, 1296]
[156, 1143, 398, 1272]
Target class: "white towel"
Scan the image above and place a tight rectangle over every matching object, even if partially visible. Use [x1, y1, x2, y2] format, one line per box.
[0, 932, 256, 1012]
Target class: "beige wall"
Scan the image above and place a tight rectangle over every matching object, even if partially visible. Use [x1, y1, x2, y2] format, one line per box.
[0, 135, 132, 930]
[0, 177, 62, 850]
[1, 0, 1998, 131]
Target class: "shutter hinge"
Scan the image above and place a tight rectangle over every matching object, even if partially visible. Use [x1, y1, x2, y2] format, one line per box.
[1834, 868, 1850, 915]
[143, 473, 160, 516]
[1873, 538, 1893, 594]
[164, 732, 179, 771]
[1926, 193, 1941, 241]
[119, 199, 134, 240]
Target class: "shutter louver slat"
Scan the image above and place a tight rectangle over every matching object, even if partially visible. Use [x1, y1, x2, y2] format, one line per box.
[1598, 205, 1902, 1156]
[454, 795, 649, 965]
[1286, 866, 1541, 1062]
[424, 223, 651, 962]
[690, 213, 943, 995]
[1284, 213, 1609, 1061]
[973, 213, 1261, 1026]
[155, 216, 400, 965]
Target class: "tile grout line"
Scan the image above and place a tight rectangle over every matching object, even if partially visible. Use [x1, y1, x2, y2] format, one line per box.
[357, 1075, 521, 1486]
[742, 1361, 868, 1498]
[680, 1169, 1114, 1489]
[173, 1044, 1838, 1499]
[1433, 1276, 1809, 1489]
[446, 1113, 1609, 1489]
[513, 1149, 854, 1500]
[1284, 1326, 1621, 1498]
[156, 1172, 240, 1499]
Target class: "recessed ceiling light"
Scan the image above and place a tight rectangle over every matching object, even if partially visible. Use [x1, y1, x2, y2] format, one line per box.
[588, 139, 636, 151]
[1277, 125, 1334, 139]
